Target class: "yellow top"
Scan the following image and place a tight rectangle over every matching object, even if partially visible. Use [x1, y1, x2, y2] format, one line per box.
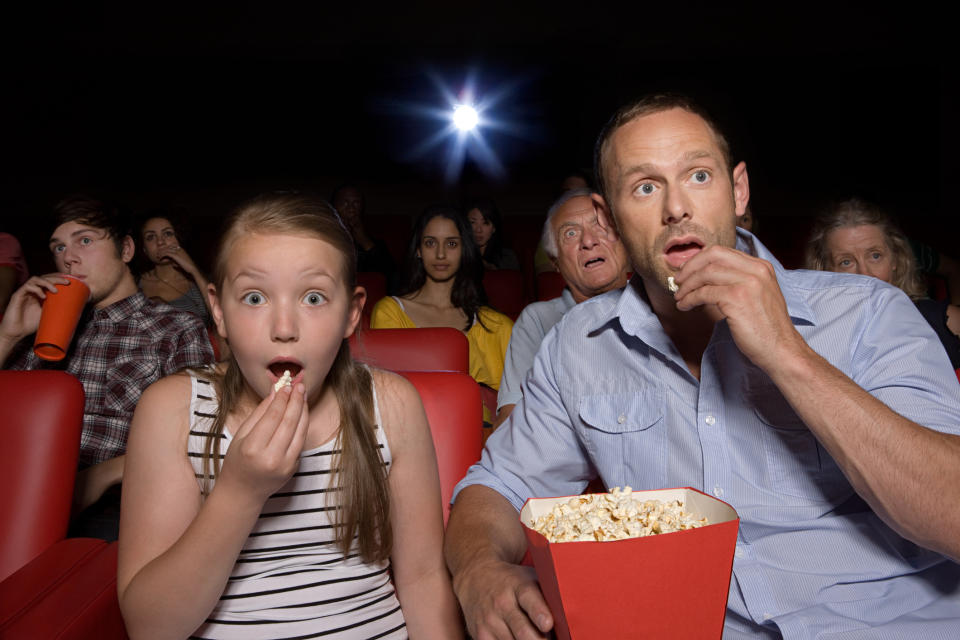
[370, 296, 513, 391]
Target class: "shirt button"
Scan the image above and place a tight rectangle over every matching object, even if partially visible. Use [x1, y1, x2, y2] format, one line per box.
[617, 414, 626, 424]
[713, 486, 724, 498]
[705, 414, 716, 426]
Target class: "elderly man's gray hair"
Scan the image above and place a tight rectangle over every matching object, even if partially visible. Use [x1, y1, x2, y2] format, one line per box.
[541, 188, 598, 260]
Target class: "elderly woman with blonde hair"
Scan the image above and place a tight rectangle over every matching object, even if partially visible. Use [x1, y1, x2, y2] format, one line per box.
[806, 198, 960, 369]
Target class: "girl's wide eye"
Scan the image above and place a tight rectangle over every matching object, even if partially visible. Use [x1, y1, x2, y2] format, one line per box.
[242, 292, 265, 305]
[303, 292, 326, 306]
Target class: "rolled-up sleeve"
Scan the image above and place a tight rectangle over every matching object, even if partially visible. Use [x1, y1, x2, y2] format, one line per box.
[454, 320, 594, 511]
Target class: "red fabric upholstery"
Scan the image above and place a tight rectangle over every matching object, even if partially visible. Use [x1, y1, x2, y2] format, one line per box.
[349, 327, 469, 374]
[483, 269, 526, 320]
[536, 271, 565, 302]
[399, 371, 482, 524]
[0, 539, 126, 640]
[0, 371, 84, 582]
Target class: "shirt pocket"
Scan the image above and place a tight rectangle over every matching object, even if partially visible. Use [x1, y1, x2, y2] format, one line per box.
[749, 379, 849, 503]
[578, 389, 666, 490]
[104, 356, 160, 419]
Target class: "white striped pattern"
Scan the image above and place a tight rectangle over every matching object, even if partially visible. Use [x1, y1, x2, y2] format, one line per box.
[187, 373, 406, 639]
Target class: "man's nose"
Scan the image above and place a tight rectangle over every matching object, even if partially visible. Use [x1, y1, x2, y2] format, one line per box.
[580, 225, 601, 249]
[271, 305, 299, 342]
[662, 187, 691, 225]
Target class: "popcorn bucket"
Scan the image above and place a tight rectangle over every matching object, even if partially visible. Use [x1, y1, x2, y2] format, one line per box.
[33, 276, 90, 361]
[520, 487, 739, 640]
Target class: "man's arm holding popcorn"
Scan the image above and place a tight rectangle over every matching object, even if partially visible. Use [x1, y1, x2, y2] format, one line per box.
[445, 484, 554, 640]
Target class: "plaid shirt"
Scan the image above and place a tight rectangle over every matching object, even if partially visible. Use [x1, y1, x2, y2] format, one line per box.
[8, 292, 214, 466]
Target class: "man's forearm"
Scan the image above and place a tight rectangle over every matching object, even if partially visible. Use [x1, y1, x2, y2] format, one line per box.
[445, 485, 528, 578]
[766, 343, 960, 560]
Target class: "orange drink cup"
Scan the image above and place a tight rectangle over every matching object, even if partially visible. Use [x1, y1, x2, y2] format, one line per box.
[33, 276, 91, 361]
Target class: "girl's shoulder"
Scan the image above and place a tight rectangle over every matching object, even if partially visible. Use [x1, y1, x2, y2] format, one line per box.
[368, 367, 427, 458]
[130, 370, 203, 452]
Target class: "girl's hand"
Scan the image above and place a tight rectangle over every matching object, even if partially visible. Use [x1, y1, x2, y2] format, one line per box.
[216, 384, 310, 506]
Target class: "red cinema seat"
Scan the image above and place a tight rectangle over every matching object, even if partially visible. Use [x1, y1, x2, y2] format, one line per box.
[349, 327, 469, 374]
[0, 370, 127, 639]
[399, 371, 482, 524]
[484, 269, 526, 320]
[536, 271, 565, 302]
[0, 370, 84, 581]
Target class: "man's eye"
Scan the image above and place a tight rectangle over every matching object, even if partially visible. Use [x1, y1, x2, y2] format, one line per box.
[871, 252, 883, 260]
[303, 292, 326, 306]
[839, 259, 852, 268]
[635, 183, 657, 196]
[52, 244, 65, 254]
[691, 170, 710, 184]
[79, 236, 92, 246]
[241, 292, 266, 305]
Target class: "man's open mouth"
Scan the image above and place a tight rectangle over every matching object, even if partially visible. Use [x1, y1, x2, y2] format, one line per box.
[664, 239, 704, 268]
[583, 256, 606, 269]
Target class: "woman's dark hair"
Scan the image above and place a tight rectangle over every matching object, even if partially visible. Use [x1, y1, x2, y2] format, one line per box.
[398, 205, 489, 331]
[465, 198, 510, 266]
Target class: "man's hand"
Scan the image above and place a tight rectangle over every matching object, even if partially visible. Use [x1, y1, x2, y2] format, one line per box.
[672, 246, 807, 374]
[453, 558, 553, 640]
[0, 274, 72, 362]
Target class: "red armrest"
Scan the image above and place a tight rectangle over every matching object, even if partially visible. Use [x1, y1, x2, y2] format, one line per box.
[0, 538, 126, 639]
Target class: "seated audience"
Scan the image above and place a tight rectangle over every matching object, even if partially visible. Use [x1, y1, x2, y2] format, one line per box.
[138, 213, 213, 325]
[0, 231, 29, 313]
[446, 93, 960, 638]
[495, 188, 629, 427]
[370, 205, 512, 422]
[466, 198, 520, 270]
[0, 195, 214, 540]
[805, 198, 960, 369]
[332, 182, 399, 291]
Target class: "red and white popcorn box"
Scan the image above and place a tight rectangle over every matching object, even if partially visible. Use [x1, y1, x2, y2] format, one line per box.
[520, 487, 739, 640]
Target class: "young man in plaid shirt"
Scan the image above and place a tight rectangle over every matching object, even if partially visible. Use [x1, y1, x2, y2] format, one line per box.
[0, 195, 214, 540]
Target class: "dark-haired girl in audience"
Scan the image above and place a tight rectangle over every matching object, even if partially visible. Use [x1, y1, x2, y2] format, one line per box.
[465, 199, 520, 270]
[806, 198, 960, 369]
[370, 206, 513, 421]
[138, 214, 213, 324]
[118, 195, 460, 639]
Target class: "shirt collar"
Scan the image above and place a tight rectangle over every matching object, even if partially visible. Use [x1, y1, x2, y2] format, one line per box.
[560, 287, 577, 308]
[91, 291, 150, 323]
[603, 228, 817, 344]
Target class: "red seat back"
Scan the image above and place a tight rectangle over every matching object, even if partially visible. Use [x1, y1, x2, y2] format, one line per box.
[536, 271, 565, 302]
[483, 269, 526, 320]
[399, 371, 482, 524]
[349, 327, 469, 374]
[0, 371, 84, 582]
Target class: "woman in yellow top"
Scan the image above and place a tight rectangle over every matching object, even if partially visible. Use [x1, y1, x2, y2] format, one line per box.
[370, 206, 512, 419]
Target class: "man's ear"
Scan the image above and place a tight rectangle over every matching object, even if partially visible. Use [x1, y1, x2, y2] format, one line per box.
[120, 235, 135, 263]
[344, 285, 367, 339]
[208, 283, 227, 339]
[590, 193, 619, 235]
[732, 161, 750, 218]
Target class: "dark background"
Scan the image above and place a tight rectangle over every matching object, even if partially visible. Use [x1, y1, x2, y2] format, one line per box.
[1, 3, 954, 271]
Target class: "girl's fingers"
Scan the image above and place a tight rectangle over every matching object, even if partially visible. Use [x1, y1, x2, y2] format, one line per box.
[285, 386, 311, 459]
[233, 387, 283, 440]
[268, 383, 306, 453]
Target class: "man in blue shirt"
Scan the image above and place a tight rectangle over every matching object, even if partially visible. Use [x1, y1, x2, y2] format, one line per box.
[445, 94, 960, 639]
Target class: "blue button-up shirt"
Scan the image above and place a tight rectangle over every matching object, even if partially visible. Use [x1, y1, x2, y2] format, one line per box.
[454, 232, 960, 638]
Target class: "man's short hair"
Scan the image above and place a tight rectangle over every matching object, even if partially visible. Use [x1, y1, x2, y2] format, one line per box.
[593, 93, 733, 202]
[541, 187, 597, 260]
[53, 194, 132, 256]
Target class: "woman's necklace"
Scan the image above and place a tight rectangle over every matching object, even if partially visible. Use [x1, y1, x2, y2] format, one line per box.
[148, 269, 190, 297]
